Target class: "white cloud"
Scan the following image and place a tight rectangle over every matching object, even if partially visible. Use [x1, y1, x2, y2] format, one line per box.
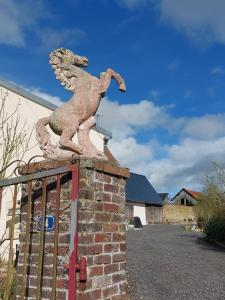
[0, 0, 46, 47]
[211, 67, 225, 75]
[145, 137, 225, 192]
[155, 0, 225, 46]
[183, 115, 225, 140]
[0, 0, 86, 49]
[98, 96, 225, 194]
[27, 88, 64, 107]
[98, 97, 173, 139]
[109, 137, 153, 168]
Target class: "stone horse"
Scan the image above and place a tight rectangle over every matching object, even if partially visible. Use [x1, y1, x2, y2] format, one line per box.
[36, 48, 126, 160]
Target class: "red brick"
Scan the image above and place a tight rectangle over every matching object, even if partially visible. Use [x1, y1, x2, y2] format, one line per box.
[56, 278, 68, 289]
[112, 233, 125, 242]
[95, 212, 111, 222]
[104, 243, 119, 253]
[89, 265, 104, 276]
[95, 233, 111, 243]
[103, 203, 119, 213]
[79, 233, 94, 244]
[103, 193, 112, 202]
[120, 243, 126, 252]
[79, 189, 94, 200]
[104, 184, 118, 193]
[113, 253, 126, 263]
[79, 211, 94, 221]
[103, 223, 118, 232]
[112, 213, 124, 222]
[81, 244, 103, 255]
[104, 263, 119, 275]
[103, 285, 119, 298]
[79, 223, 102, 232]
[95, 254, 111, 264]
[77, 289, 101, 300]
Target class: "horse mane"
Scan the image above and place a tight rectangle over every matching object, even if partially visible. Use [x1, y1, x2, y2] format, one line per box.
[49, 48, 78, 92]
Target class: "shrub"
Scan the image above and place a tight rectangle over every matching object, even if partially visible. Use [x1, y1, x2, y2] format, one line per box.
[196, 164, 225, 245]
[204, 216, 225, 245]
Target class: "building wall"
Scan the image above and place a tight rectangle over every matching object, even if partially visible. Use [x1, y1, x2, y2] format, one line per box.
[126, 202, 163, 225]
[146, 206, 163, 224]
[125, 203, 133, 219]
[172, 190, 196, 206]
[133, 204, 146, 225]
[163, 205, 197, 223]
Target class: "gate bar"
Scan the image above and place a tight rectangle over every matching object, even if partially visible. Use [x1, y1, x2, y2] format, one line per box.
[68, 164, 79, 300]
[51, 174, 61, 300]
[4, 184, 18, 299]
[36, 178, 47, 300]
[20, 181, 33, 299]
[0, 166, 70, 187]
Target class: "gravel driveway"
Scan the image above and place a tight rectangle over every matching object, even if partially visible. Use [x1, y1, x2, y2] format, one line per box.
[126, 224, 225, 300]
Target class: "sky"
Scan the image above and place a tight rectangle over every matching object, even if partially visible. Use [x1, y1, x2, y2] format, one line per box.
[1, 0, 225, 195]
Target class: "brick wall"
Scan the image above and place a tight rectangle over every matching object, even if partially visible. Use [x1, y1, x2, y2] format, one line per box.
[16, 158, 129, 300]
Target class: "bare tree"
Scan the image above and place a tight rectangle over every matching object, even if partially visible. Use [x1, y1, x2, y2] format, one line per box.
[0, 89, 33, 180]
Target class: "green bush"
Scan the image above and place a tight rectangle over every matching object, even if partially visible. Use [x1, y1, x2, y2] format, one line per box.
[196, 164, 225, 245]
[204, 216, 225, 245]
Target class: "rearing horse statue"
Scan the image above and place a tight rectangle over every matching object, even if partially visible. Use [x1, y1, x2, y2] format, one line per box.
[36, 48, 126, 160]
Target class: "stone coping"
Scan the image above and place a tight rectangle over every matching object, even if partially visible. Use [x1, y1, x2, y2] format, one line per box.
[19, 157, 130, 178]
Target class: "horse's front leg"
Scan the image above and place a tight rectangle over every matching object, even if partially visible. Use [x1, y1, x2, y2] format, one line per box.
[99, 68, 126, 94]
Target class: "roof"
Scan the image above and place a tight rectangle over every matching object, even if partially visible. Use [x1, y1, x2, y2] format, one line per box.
[0, 78, 112, 140]
[172, 188, 201, 200]
[185, 189, 201, 198]
[126, 173, 163, 206]
[0, 78, 57, 111]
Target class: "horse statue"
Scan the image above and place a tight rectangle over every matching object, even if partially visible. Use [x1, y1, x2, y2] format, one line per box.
[36, 48, 126, 160]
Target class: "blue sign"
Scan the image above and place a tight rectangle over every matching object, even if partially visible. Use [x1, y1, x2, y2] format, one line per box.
[37, 215, 55, 232]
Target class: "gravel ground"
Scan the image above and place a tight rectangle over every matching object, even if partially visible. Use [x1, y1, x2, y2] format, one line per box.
[126, 224, 225, 300]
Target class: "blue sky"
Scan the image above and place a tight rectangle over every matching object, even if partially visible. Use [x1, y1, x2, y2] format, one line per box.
[1, 0, 225, 195]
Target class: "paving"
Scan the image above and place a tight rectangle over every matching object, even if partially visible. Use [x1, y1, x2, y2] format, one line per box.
[126, 224, 225, 300]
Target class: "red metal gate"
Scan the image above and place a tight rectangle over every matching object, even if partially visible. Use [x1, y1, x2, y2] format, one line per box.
[0, 160, 85, 299]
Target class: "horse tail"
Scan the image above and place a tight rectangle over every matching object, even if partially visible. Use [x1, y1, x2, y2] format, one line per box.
[35, 116, 52, 147]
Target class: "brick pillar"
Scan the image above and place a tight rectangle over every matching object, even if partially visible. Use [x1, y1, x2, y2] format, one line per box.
[16, 158, 129, 300]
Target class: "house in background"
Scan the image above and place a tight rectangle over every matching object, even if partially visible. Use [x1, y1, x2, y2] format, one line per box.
[159, 193, 172, 204]
[125, 173, 163, 225]
[172, 188, 201, 206]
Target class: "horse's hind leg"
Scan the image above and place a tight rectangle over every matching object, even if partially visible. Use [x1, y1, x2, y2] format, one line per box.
[59, 125, 83, 154]
[99, 68, 126, 94]
[78, 116, 106, 159]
